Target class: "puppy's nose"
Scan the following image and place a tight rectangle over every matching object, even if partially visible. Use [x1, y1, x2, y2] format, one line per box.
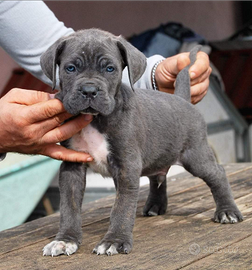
[79, 85, 98, 99]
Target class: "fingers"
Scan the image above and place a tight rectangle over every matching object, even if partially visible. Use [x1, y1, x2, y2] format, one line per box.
[190, 66, 212, 87]
[27, 111, 75, 137]
[178, 51, 211, 104]
[189, 51, 210, 80]
[176, 53, 190, 73]
[190, 77, 209, 104]
[25, 99, 68, 124]
[41, 144, 93, 163]
[6, 88, 51, 105]
[176, 51, 210, 82]
[156, 51, 210, 93]
[159, 53, 190, 79]
[190, 59, 212, 104]
[41, 114, 93, 144]
[5, 89, 70, 125]
[0, 88, 95, 162]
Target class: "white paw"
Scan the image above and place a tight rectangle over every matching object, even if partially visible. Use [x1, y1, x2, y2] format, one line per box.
[106, 245, 119, 256]
[93, 243, 119, 256]
[42, 240, 78, 256]
[93, 243, 107, 255]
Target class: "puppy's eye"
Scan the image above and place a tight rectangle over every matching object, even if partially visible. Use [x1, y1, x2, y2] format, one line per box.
[106, 66, 115, 73]
[66, 65, 76, 73]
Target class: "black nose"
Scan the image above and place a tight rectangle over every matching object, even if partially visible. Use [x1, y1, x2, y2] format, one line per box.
[79, 85, 98, 99]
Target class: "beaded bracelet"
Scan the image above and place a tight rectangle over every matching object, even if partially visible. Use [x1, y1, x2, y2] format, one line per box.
[151, 60, 164, 91]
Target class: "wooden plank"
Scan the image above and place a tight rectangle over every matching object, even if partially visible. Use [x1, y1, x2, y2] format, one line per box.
[0, 192, 251, 270]
[1, 163, 249, 240]
[2, 163, 248, 237]
[0, 163, 251, 256]
[181, 235, 252, 269]
[0, 164, 251, 269]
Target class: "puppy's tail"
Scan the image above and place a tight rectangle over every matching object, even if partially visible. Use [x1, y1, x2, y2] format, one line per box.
[174, 45, 202, 102]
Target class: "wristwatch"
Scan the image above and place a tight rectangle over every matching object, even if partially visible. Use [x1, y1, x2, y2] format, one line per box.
[0, 153, 6, 161]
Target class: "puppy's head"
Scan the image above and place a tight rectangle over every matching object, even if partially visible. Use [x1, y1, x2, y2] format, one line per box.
[40, 29, 147, 116]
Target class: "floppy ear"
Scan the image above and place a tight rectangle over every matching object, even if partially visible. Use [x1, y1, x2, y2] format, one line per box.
[116, 36, 147, 90]
[40, 38, 66, 90]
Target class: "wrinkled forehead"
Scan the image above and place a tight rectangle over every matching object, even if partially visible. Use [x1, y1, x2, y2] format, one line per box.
[61, 34, 121, 64]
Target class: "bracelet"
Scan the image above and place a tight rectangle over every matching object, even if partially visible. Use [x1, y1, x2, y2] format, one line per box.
[0, 153, 6, 161]
[152, 60, 164, 91]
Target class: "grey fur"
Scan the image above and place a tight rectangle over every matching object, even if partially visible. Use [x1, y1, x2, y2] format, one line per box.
[41, 29, 243, 257]
[174, 45, 201, 102]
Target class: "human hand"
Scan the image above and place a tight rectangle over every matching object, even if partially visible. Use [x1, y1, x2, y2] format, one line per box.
[0, 88, 93, 162]
[155, 51, 212, 104]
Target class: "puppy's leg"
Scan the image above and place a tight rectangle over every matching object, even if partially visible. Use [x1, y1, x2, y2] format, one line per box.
[181, 143, 243, 224]
[43, 162, 86, 256]
[93, 161, 141, 256]
[143, 174, 168, 216]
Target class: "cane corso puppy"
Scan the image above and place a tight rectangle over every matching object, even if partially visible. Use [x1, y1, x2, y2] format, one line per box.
[41, 29, 243, 256]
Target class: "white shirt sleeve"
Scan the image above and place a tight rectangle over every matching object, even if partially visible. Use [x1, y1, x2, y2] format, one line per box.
[0, 1, 164, 90]
[122, 55, 164, 90]
[0, 1, 74, 87]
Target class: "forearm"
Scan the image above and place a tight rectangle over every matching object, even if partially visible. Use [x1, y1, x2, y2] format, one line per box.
[0, 1, 74, 87]
[0, 1, 164, 91]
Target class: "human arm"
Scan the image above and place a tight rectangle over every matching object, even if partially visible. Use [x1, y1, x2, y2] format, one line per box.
[0, 1, 210, 104]
[0, 1, 74, 90]
[0, 1, 93, 161]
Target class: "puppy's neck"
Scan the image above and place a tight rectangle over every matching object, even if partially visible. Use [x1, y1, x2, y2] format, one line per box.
[114, 83, 135, 112]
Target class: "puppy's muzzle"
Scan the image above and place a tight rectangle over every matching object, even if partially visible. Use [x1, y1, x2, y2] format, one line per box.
[78, 84, 99, 99]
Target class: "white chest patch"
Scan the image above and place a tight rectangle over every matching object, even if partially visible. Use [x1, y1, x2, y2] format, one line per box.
[70, 125, 110, 176]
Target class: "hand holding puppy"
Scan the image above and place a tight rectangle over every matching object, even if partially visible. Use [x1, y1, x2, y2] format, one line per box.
[0, 88, 93, 162]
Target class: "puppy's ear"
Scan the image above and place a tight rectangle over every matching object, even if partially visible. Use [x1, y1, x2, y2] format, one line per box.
[40, 38, 66, 90]
[116, 36, 147, 90]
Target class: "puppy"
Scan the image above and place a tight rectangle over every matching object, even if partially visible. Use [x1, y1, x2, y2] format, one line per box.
[41, 29, 243, 256]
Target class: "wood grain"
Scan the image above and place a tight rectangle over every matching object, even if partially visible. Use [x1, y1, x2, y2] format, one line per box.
[0, 163, 251, 270]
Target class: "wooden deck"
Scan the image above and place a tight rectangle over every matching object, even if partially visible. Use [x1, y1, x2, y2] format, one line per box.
[1, 163, 252, 269]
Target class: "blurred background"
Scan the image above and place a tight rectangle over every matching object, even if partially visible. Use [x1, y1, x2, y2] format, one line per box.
[1, 1, 252, 231]
[0, 1, 248, 91]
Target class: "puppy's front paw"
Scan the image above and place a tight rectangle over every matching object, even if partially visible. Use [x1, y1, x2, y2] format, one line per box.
[92, 233, 133, 256]
[213, 207, 243, 224]
[43, 240, 78, 256]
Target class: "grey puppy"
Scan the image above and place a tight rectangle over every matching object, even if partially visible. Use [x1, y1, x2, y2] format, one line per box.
[41, 29, 243, 257]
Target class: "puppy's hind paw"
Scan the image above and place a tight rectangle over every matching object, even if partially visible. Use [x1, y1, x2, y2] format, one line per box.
[93, 242, 131, 256]
[43, 240, 78, 257]
[92, 233, 133, 256]
[213, 209, 243, 224]
[143, 200, 167, 216]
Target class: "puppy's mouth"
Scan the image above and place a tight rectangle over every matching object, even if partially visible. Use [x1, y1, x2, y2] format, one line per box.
[80, 107, 99, 115]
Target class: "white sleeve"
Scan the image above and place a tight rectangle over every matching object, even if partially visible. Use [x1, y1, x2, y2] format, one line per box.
[0, 1, 74, 87]
[122, 55, 165, 90]
[0, 1, 164, 90]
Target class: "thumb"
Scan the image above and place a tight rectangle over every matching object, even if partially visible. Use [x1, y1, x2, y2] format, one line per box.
[176, 54, 190, 73]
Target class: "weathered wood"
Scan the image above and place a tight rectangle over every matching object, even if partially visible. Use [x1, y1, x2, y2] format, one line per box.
[0, 163, 251, 270]
[0, 193, 251, 270]
[0, 164, 248, 254]
[182, 235, 252, 269]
